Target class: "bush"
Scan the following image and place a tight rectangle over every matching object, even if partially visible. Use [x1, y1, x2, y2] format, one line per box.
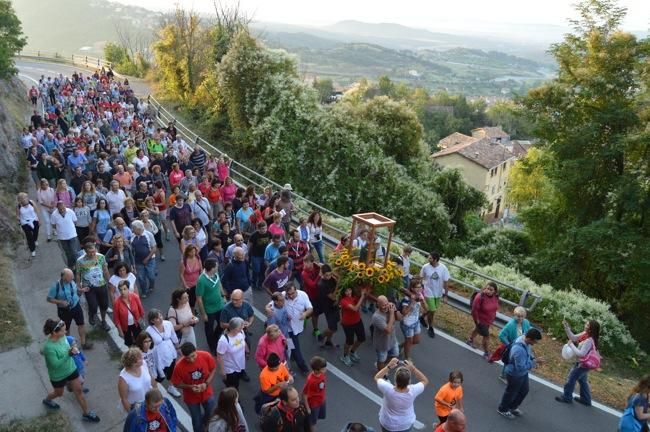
[452, 257, 641, 358]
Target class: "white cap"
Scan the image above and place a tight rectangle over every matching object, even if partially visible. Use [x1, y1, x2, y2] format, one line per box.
[282, 183, 293, 191]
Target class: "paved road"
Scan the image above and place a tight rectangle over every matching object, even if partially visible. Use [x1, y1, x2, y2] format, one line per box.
[17, 59, 622, 432]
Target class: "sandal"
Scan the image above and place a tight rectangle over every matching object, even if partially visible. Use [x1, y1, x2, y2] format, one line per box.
[82, 411, 101, 423]
[42, 399, 60, 410]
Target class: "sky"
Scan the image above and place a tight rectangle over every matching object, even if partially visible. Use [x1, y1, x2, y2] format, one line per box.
[111, 0, 650, 31]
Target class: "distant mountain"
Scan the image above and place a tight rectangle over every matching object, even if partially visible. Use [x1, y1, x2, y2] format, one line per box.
[13, 0, 160, 56]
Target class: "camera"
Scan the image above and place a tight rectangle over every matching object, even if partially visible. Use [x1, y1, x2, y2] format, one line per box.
[315, 233, 321, 240]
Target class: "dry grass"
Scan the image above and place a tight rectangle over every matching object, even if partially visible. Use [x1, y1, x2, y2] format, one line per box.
[0, 411, 70, 432]
[434, 303, 640, 410]
[0, 251, 31, 352]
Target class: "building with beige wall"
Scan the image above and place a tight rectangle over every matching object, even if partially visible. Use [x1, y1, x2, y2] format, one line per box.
[431, 127, 529, 218]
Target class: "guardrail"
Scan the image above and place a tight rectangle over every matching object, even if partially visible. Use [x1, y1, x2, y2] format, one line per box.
[17, 50, 113, 70]
[17, 52, 541, 327]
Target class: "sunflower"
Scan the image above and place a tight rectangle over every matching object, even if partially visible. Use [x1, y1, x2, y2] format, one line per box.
[335, 259, 343, 265]
[356, 271, 364, 278]
[358, 262, 366, 270]
[377, 276, 386, 283]
[365, 268, 375, 277]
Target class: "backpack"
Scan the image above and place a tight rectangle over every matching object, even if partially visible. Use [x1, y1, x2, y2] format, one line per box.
[259, 403, 283, 432]
[469, 291, 482, 309]
[501, 341, 523, 365]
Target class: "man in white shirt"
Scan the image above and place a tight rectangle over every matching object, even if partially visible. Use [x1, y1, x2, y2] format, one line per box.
[51, 201, 80, 268]
[282, 283, 313, 373]
[419, 251, 450, 338]
[105, 180, 126, 215]
[190, 190, 211, 228]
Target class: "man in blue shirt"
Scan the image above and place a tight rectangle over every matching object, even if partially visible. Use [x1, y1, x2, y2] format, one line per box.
[46, 268, 93, 350]
[497, 327, 544, 419]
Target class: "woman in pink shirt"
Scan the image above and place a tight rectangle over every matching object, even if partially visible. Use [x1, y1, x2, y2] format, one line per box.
[268, 212, 286, 241]
[219, 176, 237, 204]
[255, 324, 287, 369]
[179, 244, 202, 309]
[217, 156, 231, 183]
[467, 282, 500, 359]
[168, 163, 184, 189]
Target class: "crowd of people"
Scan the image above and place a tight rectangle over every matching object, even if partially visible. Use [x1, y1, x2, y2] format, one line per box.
[19, 68, 646, 432]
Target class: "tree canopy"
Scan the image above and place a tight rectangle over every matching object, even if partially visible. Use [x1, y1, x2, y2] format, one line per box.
[0, 0, 27, 79]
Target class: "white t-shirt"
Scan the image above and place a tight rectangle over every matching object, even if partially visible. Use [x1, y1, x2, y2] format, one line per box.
[377, 379, 425, 431]
[108, 273, 137, 300]
[216, 331, 246, 374]
[282, 290, 313, 335]
[419, 262, 450, 298]
[106, 189, 126, 215]
[146, 321, 179, 376]
[50, 208, 78, 240]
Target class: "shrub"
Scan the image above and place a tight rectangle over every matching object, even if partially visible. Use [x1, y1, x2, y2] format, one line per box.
[452, 257, 641, 358]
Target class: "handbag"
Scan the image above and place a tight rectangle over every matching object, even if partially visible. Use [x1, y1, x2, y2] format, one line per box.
[579, 346, 601, 369]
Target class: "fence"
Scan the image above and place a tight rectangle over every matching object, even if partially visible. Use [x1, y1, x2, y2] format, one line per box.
[17, 52, 542, 327]
[17, 50, 113, 71]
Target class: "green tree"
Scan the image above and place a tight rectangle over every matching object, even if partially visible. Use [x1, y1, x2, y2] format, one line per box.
[0, 0, 27, 79]
[312, 78, 333, 103]
[486, 100, 534, 139]
[103, 42, 128, 65]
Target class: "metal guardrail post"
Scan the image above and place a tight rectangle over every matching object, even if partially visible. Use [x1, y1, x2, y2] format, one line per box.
[518, 290, 530, 307]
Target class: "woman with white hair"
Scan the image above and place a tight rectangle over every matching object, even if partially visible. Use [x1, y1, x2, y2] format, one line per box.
[491, 306, 531, 383]
[216, 317, 248, 390]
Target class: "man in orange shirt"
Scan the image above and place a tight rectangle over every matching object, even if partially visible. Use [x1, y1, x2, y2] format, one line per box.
[113, 165, 133, 189]
[256, 352, 293, 413]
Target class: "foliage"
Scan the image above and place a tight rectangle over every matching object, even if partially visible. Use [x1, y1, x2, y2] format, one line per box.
[517, 0, 650, 349]
[103, 42, 150, 78]
[486, 100, 534, 139]
[452, 257, 641, 358]
[312, 78, 333, 103]
[0, 0, 27, 79]
[330, 249, 403, 298]
[463, 227, 533, 271]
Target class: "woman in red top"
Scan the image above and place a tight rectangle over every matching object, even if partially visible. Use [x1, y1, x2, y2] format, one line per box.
[179, 245, 202, 310]
[467, 281, 499, 359]
[339, 287, 368, 367]
[206, 179, 223, 220]
[113, 281, 145, 346]
[219, 176, 237, 204]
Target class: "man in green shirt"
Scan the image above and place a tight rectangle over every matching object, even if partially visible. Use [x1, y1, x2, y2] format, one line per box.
[196, 258, 226, 354]
[76, 242, 110, 330]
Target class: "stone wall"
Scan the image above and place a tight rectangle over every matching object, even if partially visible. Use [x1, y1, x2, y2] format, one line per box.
[0, 77, 30, 238]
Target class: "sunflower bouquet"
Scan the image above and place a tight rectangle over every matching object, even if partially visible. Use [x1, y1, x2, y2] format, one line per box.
[330, 249, 403, 298]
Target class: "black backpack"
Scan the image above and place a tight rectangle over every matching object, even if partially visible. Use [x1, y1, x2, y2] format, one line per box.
[469, 291, 481, 309]
[501, 341, 523, 365]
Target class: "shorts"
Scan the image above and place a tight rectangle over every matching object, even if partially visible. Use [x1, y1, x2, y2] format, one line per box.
[309, 402, 326, 425]
[400, 321, 421, 338]
[475, 322, 490, 337]
[375, 343, 399, 363]
[50, 369, 79, 389]
[57, 303, 85, 329]
[324, 310, 339, 332]
[342, 321, 366, 345]
[425, 296, 441, 311]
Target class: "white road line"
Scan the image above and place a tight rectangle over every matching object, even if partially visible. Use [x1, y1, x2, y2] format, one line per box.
[252, 306, 426, 430]
[433, 327, 623, 417]
[18, 73, 38, 84]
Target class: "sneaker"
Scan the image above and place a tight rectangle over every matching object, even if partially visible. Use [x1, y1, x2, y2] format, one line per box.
[141, 293, 148, 299]
[107, 307, 113, 313]
[88, 316, 96, 326]
[498, 375, 507, 384]
[167, 385, 181, 397]
[510, 409, 523, 417]
[42, 399, 60, 410]
[465, 339, 475, 348]
[554, 396, 572, 404]
[349, 352, 361, 363]
[81, 341, 94, 350]
[100, 320, 111, 331]
[340, 355, 353, 367]
[483, 352, 490, 360]
[573, 396, 591, 406]
[161, 255, 166, 262]
[497, 409, 515, 419]
[31, 251, 36, 257]
[35, 241, 39, 246]
[312, 328, 321, 337]
[82, 411, 100, 423]
[428, 327, 435, 338]
[240, 370, 251, 382]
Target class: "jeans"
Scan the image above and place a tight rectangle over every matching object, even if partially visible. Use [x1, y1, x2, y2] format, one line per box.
[562, 364, 591, 404]
[204, 310, 223, 354]
[135, 259, 157, 295]
[498, 373, 529, 412]
[187, 394, 216, 432]
[58, 237, 80, 269]
[310, 240, 325, 263]
[250, 256, 265, 289]
[40, 209, 53, 237]
[21, 221, 40, 252]
[289, 331, 308, 372]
